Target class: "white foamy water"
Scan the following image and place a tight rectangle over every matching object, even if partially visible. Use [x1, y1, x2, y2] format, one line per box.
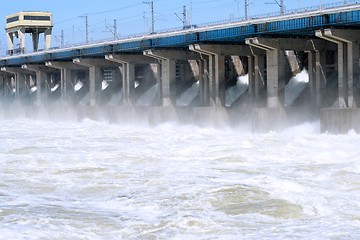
[226, 75, 249, 107]
[1, 119, 360, 239]
[285, 70, 309, 107]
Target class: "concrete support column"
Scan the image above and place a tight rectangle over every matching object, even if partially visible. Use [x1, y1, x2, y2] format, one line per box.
[214, 54, 225, 107]
[254, 54, 266, 99]
[73, 58, 103, 107]
[248, 55, 255, 97]
[308, 51, 317, 105]
[315, 29, 360, 133]
[21, 64, 49, 106]
[61, 68, 72, 101]
[198, 59, 209, 106]
[338, 42, 348, 107]
[122, 63, 135, 106]
[160, 58, 176, 106]
[89, 65, 102, 107]
[1, 75, 11, 99]
[347, 41, 359, 107]
[45, 61, 75, 104]
[106, 54, 157, 107]
[316, 29, 360, 108]
[247, 38, 287, 108]
[315, 50, 327, 107]
[189, 45, 226, 107]
[32, 31, 40, 52]
[266, 48, 287, 108]
[18, 28, 25, 52]
[7, 33, 14, 52]
[44, 28, 52, 50]
[144, 50, 182, 107]
[0, 67, 28, 102]
[151, 63, 161, 105]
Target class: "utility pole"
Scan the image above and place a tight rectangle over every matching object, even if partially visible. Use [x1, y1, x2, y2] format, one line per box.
[176, 5, 188, 27]
[190, 1, 193, 25]
[245, 0, 248, 20]
[61, 30, 64, 47]
[143, 11, 146, 34]
[114, 19, 117, 38]
[105, 19, 107, 39]
[143, 1, 154, 33]
[80, 15, 89, 43]
[183, 5, 187, 26]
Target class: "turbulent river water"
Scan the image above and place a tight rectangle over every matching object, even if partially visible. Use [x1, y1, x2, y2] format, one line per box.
[0, 118, 360, 239]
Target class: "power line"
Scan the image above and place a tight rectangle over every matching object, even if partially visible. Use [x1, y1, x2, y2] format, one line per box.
[143, 1, 155, 33]
[79, 15, 88, 43]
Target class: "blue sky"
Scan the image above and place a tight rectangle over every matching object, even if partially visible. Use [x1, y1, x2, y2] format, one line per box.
[0, 0, 348, 54]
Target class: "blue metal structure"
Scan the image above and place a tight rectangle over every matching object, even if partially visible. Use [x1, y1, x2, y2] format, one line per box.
[2, 3, 360, 67]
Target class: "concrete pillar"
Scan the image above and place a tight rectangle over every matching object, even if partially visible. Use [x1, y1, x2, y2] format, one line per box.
[142, 49, 200, 124]
[248, 53, 265, 103]
[254, 54, 266, 99]
[315, 29, 360, 133]
[308, 51, 316, 106]
[267, 48, 287, 108]
[18, 28, 25, 52]
[338, 42, 348, 107]
[347, 41, 359, 107]
[246, 38, 289, 108]
[198, 58, 209, 106]
[21, 64, 49, 106]
[44, 28, 52, 50]
[189, 45, 226, 107]
[7, 33, 14, 53]
[0, 74, 11, 99]
[161, 58, 176, 106]
[73, 58, 110, 107]
[248, 55, 255, 97]
[45, 61, 76, 104]
[0, 67, 29, 102]
[144, 50, 195, 107]
[315, 50, 327, 107]
[89, 65, 102, 107]
[32, 31, 40, 52]
[123, 63, 135, 106]
[316, 29, 360, 108]
[106, 54, 156, 107]
[151, 63, 161, 105]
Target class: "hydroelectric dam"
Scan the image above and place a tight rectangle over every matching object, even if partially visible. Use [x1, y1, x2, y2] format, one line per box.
[1, 2, 360, 133]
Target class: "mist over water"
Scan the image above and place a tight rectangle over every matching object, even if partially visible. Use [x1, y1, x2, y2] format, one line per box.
[0, 117, 359, 239]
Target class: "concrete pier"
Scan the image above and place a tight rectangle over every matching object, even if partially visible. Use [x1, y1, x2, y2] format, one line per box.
[316, 29, 360, 133]
[143, 49, 200, 124]
[105, 54, 157, 123]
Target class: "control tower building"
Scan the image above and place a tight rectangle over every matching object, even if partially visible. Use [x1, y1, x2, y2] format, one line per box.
[5, 11, 53, 54]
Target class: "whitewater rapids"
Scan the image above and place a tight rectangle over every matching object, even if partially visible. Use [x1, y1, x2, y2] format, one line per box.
[0, 119, 359, 239]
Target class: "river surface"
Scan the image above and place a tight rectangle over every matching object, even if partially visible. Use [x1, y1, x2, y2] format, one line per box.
[0, 118, 360, 239]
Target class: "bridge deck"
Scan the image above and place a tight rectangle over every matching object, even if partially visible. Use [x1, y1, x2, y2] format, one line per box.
[2, 3, 360, 67]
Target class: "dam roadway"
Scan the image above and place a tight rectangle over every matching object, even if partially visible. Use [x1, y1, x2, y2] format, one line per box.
[1, 2, 360, 133]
